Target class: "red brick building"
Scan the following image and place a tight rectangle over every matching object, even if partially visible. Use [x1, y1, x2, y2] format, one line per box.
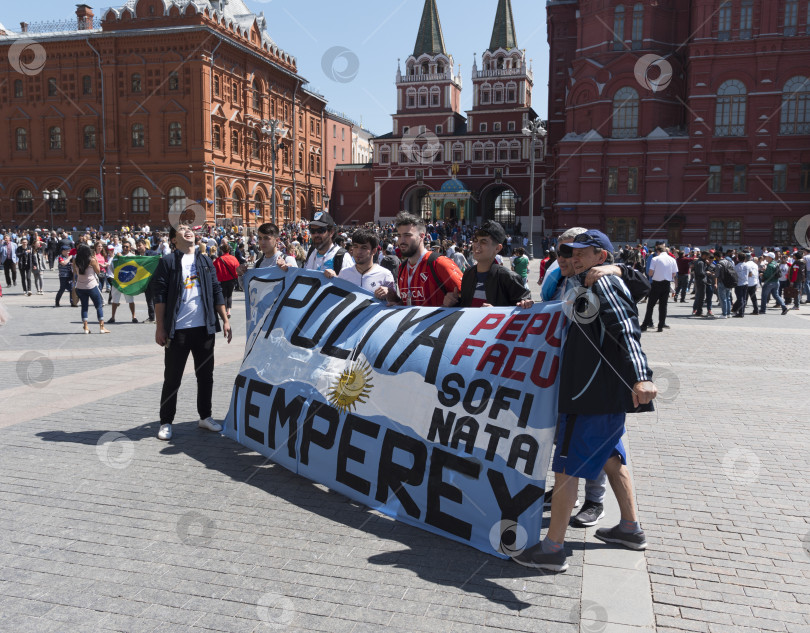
[332, 0, 548, 240]
[546, 0, 810, 247]
[0, 0, 327, 229]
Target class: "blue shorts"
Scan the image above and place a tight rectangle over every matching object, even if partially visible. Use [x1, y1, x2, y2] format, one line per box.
[552, 412, 627, 480]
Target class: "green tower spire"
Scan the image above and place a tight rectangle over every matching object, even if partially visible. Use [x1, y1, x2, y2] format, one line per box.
[489, 0, 518, 51]
[413, 0, 447, 57]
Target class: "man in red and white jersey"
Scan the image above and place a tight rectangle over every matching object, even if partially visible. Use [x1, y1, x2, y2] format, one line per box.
[386, 212, 462, 307]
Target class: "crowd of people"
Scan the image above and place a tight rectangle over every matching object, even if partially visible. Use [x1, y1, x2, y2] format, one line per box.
[2, 216, 807, 573]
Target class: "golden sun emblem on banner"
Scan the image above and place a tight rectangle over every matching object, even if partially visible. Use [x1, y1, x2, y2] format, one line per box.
[328, 359, 374, 414]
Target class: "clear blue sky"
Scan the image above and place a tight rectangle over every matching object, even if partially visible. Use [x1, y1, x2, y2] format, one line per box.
[3, 0, 549, 135]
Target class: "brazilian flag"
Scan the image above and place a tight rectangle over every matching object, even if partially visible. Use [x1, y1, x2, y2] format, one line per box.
[111, 255, 160, 295]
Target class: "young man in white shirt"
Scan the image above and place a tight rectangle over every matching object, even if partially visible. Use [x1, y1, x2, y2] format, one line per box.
[337, 228, 395, 300]
[152, 224, 232, 441]
[254, 223, 297, 270]
[641, 245, 678, 332]
[303, 212, 353, 277]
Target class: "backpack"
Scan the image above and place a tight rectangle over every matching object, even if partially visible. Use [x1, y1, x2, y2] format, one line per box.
[379, 254, 400, 278]
[719, 260, 737, 287]
[305, 245, 348, 274]
[397, 252, 449, 293]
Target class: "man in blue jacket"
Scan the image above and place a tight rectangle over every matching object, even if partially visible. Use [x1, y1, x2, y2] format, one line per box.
[152, 224, 232, 441]
[515, 230, 657, 572]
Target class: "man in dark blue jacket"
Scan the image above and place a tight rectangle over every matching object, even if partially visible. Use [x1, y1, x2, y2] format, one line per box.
[515, 230, 657, 572]
[151, 224, 232, 441]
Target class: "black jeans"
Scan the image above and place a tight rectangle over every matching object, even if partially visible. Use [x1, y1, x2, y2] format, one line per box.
[642, 280, 671, 328]
[746, 286, 758, 313]
[220, 279, 237, 311]
[55, 277, 73, 306]
[675, 274, 688, 301]
[19, 267, 32, 293]
[3, 260, 16, 286]
[692, 280, 706, 314]
[159, 326, 215, 424]
[144, 284, 155, 320]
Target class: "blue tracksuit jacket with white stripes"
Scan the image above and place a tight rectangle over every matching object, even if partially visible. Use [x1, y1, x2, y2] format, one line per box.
[559, 273, 654, 415]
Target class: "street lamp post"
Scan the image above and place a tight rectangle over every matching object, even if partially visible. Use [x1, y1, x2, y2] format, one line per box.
[323, 194, 330, 213]
[43, 190, 55, 231]
[522, 119, 547, 259]
[261, 119, 288, 225]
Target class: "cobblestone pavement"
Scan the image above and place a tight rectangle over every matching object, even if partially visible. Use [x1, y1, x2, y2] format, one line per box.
[0, 265, 808, 633]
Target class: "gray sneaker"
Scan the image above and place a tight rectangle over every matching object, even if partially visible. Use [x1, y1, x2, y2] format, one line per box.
[570, 500, 605, 528]
[594, 524, 647, 550]
[513, 543, 569, 572]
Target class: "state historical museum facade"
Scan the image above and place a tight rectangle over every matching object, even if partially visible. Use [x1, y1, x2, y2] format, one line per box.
[0, 0, 329, 229]
[546, 0, 810, 247]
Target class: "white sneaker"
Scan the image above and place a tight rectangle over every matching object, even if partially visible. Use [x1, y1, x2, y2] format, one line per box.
[198, 417, 222, 432]
[158, 424, 173, 440]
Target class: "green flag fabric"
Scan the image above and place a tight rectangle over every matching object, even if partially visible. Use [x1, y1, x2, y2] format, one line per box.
[110, 255, 160, 295]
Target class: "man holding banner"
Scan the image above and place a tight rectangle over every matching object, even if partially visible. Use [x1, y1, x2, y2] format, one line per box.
[515, 230, 657, 572]
[152, 224, 232, 441]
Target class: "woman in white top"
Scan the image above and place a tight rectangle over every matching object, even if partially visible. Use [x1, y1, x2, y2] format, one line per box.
[72, 244, 110, 334]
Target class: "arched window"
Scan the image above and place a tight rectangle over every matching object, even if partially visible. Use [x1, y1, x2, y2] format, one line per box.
[430, 87, 440, 107]
[16, 189, 33, 215]
[82, 75, 92, 95]
[506, 82, 517, 102]
[131, 187, 149, 213]
[407, 88, 416, 108]
[14, 79, 23, 98]
[612, 86, 639, 138]
[632, 3, 644, 48]
[231, 129, 239, 154]
[233, 191, 243, 218]
[213, 124, 221, 150]
[83, 125, 96, 149]
[15, 128, 27, 151]
[418, 87, 428, 107]
[254, 193, 264, 219]
[215, 188, 226, 218]
[498, 141, 509, 162]
[494, 84, 504, 103]
[780, 76, 810, 134]
[613, 5, 625, 50]
[380, 148, 390, 164]
[481, 85, 491, 104]
[168, 122, 182, 146]
[252, 80, 261, 110]
[252, 130, 261, 158]
[484, 142, 496, 162]
[131, 73, 142, 93]
[421, 62, 429, 74]
[84, 188, 100, 214]
[131, 123, 145, 147]
[509, 141, 521, 161]
[49, 126, 62, 150]
[494, 190, 516, 228]
[213, 75, 220, 96]
[473, 142, 484, 162]
[51, 189, 67, 213]
[168, 187, 186, 213]
[715, 80, 747, 136]
[168, 71, 179, 91]
[437, 62, 444, 74]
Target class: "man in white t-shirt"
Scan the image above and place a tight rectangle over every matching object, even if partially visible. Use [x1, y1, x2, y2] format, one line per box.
[337, 228, 395, 300]
[152, 224, 231, 441]
[254, 222, 298, 270]
[640, 245, 678, 332]
[303, 212, 353, 277]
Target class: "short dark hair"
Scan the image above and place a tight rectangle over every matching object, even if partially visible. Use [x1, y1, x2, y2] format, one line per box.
[395, 212, 425, 234]
[220, 241, 230, 254]
[168, 224, 191, 241]
[257, 223, 279, 237]
[351, 228, 379, 250]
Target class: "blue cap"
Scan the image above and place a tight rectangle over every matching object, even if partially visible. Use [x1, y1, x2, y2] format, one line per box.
[570, 229, 614, 253]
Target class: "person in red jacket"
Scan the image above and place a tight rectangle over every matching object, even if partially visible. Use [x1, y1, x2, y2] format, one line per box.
[213, 242, 240, 318]
[386, 212, 462, 307]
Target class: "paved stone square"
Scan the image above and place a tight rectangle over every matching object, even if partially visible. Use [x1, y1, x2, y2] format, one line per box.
[0, 265, 808, 633]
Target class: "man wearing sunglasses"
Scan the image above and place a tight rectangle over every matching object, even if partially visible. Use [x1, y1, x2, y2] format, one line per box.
[303, 212, 353, 277]
[515, 229, 657, 572]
